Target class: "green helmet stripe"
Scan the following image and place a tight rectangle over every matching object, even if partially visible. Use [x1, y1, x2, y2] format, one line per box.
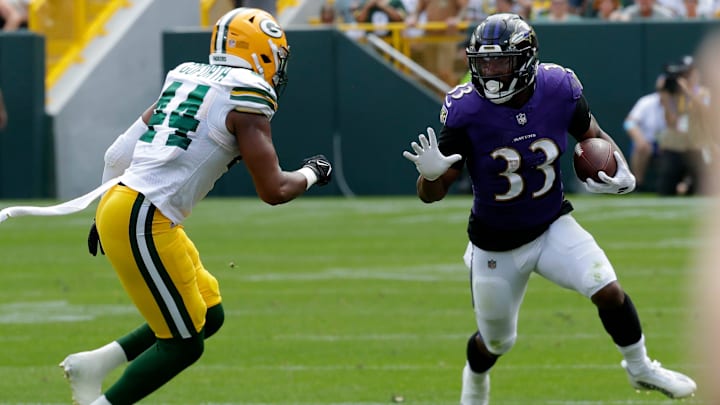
[215, 8, 244, 54]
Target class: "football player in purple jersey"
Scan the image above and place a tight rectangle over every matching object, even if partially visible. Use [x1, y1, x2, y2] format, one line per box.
[403, 13, 696, 404]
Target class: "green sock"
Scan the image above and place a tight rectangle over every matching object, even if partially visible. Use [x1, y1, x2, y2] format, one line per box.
[117, 303, 223, 360]
[117, 323, 156, 361]
[105, 332, 205, 405]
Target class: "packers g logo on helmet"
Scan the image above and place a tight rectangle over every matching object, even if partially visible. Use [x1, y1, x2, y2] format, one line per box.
[210, 8, 290, 93]
[260, 19, 283, 38]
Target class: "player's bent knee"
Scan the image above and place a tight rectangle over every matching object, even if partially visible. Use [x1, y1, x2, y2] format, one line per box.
[467, 332, 499, 373]
[157, 334, 205, 368]
[485, 334, 515, 355]
[204, 303, 225, 339]
[591, 281, 625, 309]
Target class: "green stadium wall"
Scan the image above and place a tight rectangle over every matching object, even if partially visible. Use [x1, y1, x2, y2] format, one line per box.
[0, 31, 53, 198]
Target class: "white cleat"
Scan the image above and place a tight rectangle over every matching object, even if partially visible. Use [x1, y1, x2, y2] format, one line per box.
[460, 364, 489, 405]
[621, 359, 697, 399]
[59, 352, 104, 405]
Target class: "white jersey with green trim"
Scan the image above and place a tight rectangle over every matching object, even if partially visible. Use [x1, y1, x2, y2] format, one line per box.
[119, 62, 278, 224]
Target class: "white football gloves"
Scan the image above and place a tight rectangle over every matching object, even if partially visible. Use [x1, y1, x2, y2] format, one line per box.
[584, 151, 636, 195]
[402, 127, 462, 181]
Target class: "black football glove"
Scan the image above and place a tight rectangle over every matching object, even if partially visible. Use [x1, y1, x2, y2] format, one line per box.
[302, 154, 332, 186]
[87, 220, 104, 256]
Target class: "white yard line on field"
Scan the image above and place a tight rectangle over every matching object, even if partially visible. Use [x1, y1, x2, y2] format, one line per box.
[0, 300, 135, 324]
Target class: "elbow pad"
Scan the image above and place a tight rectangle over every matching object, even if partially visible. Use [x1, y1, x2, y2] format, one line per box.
[102, 117, 147, 181]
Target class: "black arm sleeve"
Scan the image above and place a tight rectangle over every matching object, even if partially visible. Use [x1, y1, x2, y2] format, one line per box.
[438, 125, 469, 170]
[567, 95, 592, 139]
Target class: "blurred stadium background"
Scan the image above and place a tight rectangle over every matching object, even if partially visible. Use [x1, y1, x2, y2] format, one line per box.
[0, 0, 716, 200]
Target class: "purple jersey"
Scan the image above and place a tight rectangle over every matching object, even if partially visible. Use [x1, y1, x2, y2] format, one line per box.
[439, 63, 583, 240]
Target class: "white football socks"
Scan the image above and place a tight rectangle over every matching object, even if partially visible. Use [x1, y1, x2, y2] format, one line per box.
[618, 335, 650, 373]
[460, 362, 490, 405]
[93, 341, 128, 374]
[90, 395, 112, 405]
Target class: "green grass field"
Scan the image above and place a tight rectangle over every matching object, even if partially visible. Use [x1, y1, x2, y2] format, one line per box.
[0, 194, 709, 404]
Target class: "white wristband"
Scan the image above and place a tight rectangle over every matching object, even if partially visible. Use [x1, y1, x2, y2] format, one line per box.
[296, 167, 318, 190]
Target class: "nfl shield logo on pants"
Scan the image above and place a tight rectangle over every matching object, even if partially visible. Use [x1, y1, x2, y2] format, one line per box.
[488, 259, 496, 269]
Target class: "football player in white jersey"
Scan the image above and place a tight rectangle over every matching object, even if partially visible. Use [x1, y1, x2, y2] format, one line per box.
[58, 8, 332, 405]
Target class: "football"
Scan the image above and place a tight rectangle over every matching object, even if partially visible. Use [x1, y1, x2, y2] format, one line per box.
[573, 138, 617, 182]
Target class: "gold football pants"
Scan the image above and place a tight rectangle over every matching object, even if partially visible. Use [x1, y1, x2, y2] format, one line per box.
[96, 184, 222, 339]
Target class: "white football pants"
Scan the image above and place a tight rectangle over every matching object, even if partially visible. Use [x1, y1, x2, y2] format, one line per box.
[463, 214, 617, 355]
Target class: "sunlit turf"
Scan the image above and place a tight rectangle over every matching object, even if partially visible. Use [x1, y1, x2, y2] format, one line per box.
[0, 194, 709, 404]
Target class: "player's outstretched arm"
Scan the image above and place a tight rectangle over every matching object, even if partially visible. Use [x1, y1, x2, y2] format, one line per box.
[300, 155, 332, 187]
[229, 110, 331, 205]
[403, 127, 462, 202]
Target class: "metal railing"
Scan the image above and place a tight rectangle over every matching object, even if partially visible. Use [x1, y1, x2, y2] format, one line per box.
[200, 0, 297, 27]
[336, 21, 469, 62]
[26, 0, 466, 91]
[28, 0, 131, 89]
[200, 0, 214, 27]
[364, 32, 452, 95]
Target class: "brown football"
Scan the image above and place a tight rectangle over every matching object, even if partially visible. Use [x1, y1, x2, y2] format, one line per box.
[573, 138, 617, 182]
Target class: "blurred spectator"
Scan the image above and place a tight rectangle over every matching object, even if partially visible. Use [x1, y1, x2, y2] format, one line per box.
[336, 0, 362, 22]
[623, 75, 666, 191]
[496, 0, 533, 19]
[706, 0, 720, 17]
[400, 0, 426, 38]
[464, 0, 532, 22]
[406, 0, 467, 29]
[592, 0, 626, 19]
[656, 0, 685, 15]
[678, 0, 716, 17]
[617, 0, 676, 19]
[0, 88, 6, 131]
[0, 0, 29, 31]
[655, 0, 715, 16]
[656, 57, 707, 195]
[354, 0, 407, 36]
[569, 0, 591, 16]
[679, 57, 715, 190]
[232, 0, 277, 15]
[464, 0, 490, 24]
[335, 0, 367, 39]
[406, 0, 468, 85]
[320, 0, 338, 23]
[232, 0, 276, 15]
[534, 0, 584, 20]
[682, 0, 701, 16]
[533, 0, 552, 16]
